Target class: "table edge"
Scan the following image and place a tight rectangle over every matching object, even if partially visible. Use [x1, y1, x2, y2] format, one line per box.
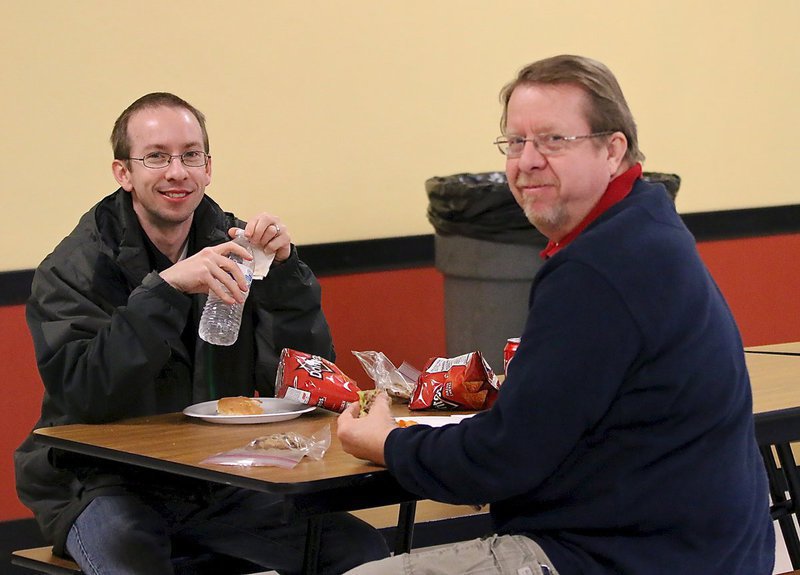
[33, 430, 390, 497]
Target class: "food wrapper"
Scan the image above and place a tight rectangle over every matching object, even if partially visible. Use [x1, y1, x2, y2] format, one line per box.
[409, 351, 499, 411]
[201, 426, 331, 469]
[352, 350, 417, 401]
[232, 229, 274, 280]
[251, 246, 275, 280]
[275, 349, 360, 412]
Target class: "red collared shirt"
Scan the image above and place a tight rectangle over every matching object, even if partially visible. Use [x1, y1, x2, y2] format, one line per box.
[540, 163, 643, 259]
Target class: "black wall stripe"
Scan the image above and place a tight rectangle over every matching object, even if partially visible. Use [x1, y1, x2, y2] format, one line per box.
[681, 204, 800, 242]
[298, 234, 434, 276]
[1, 270, 36, 308]
[2, 204, 799, 307]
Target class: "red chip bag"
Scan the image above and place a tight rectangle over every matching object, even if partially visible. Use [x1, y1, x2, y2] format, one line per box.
[275, 349, 360, 412]
[409, 351, 499, 411]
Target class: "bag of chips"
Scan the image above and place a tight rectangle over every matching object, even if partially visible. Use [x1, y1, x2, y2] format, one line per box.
[275, 349, 360, 413]
[409, 351, 500, 411]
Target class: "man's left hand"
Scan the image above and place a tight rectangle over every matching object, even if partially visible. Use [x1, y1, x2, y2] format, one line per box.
[233, 213, 291, 262]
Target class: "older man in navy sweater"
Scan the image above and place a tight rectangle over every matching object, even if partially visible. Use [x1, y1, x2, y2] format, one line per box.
[338, 55, 775, 575]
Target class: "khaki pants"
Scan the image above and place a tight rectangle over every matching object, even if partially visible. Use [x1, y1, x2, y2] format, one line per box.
[345, 535, 558, 575]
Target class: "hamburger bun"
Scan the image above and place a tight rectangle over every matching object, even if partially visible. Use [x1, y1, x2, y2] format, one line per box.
[217, 396, 264, 416]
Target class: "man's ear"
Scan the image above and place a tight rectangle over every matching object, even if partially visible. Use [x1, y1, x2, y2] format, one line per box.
[203, 155, 212, 187]
[112, 159, 133, 191]
[606, 131, 629, 176]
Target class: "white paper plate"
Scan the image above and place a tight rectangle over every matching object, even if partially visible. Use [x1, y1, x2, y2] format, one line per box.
[183, 397, 315, 424]
[394, 414, 475, 428]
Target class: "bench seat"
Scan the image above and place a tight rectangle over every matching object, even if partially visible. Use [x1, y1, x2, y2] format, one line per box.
[11, 546, 81, 574]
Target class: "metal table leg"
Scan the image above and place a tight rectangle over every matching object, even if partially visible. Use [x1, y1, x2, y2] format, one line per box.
[302, 516, 323, 574]
[394, 501, 418, 555]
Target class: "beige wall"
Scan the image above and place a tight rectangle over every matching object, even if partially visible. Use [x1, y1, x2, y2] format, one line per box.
[2, 1, 798, 272]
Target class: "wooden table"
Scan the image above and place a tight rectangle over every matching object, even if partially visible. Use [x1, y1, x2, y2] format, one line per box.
[33, 353, 800, 573]
[34, 405, 424, 574]
[745, 352, 800, 568]
[746, 341, 800, 356]
[745, 351, 800, 460]
[745, 353, 800, 457]
[745, 351, 800, 463]
[747, 352, 800, 413]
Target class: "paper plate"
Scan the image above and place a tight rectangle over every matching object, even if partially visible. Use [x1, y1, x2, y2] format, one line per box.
[183, 397, 315, 424]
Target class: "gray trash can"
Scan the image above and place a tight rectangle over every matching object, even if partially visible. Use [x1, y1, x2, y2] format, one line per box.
[426, 172, 546, 372]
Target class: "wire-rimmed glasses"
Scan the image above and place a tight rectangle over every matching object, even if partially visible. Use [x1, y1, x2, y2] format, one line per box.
[493, 132, 614, 158]
[127, 150, 210, 169]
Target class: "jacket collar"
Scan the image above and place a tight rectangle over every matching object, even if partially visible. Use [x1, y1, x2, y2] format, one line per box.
[95, 189, 231, 287]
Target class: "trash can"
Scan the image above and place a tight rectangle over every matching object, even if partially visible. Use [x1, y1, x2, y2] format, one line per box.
[642, 171, 681, 201]
[426, 172, 546, 372]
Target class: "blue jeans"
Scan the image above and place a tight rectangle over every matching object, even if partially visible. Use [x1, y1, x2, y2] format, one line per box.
[65, 487, 389, 575]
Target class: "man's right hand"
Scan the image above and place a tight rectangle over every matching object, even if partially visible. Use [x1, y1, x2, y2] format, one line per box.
[159, 241, 253, 304]
[337, 391, 395, 465]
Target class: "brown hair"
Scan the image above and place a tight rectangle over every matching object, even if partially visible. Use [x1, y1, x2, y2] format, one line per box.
[499, 55, 644, 164]
[110, 92, 209, 160]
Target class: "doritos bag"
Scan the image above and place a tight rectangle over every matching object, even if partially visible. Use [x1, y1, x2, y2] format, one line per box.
[275, 349, 360, 412]
[409, 351, 499, 411]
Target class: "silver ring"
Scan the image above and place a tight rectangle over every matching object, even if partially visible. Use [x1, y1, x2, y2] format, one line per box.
[272, 224, 281, 236]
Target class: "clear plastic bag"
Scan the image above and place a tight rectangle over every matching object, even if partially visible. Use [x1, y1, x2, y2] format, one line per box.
[201, 425, 331, 469]
[352, 351, 417, 401]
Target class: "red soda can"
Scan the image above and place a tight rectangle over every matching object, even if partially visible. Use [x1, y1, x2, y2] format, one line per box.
[503, 338, 520, 375]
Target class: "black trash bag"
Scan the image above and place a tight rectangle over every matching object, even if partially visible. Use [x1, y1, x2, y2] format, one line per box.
[426, 172, 546, 246]
[426, 171, 680, 246]
[642, 171, 681, 200]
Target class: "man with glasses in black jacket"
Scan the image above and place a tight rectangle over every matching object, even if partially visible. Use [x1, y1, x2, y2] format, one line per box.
[16, 92, 389, 574]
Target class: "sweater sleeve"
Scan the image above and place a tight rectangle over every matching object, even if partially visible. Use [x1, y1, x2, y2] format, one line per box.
[385, 260, 642, 505]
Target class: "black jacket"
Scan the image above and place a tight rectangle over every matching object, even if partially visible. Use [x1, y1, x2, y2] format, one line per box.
[15, 189, 334, 554]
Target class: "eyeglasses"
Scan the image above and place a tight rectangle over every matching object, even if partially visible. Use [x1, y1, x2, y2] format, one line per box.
[493, 131, 614, 158]
[127, 150, 210, 169]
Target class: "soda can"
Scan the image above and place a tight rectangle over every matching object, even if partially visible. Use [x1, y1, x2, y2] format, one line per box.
[503, 338, 520, 375]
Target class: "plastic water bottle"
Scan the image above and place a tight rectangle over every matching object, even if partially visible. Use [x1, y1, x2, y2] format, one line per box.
[198, 232, 255, 346]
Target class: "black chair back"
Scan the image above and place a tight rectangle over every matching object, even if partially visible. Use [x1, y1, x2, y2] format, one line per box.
[755, 407, 800, 568]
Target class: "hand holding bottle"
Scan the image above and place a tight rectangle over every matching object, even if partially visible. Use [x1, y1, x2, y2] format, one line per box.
[199, 231, 256, 346]
[159, 238, 253, 304]
[238, 213, 291, 262]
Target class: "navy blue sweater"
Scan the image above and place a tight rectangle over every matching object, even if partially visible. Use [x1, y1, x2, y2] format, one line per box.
[386, 180, 774, 574]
